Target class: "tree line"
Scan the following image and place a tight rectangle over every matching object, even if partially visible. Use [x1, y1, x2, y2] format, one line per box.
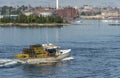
[0, 14, 64, 23]
[0, 5, 28, 15]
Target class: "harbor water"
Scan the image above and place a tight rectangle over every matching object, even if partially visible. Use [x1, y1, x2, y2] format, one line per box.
[0, 20, 120, 78]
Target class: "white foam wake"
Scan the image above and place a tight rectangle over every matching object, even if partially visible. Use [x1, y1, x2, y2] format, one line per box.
[62, 57, 74, 61]
[0, 59, 18, 67]
[0, 57, 74, 67]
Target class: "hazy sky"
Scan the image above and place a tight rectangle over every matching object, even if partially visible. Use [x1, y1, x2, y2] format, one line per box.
[0, 0, 119, 7]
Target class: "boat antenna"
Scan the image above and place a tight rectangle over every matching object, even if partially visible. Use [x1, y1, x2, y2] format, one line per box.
[56, 28, 59, 45]
[45, 27, 49, 44]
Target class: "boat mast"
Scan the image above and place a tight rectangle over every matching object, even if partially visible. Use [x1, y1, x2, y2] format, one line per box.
[55, 0, 59, 45]
[56, 28, 59, 45]
[45, 27, 49, 44]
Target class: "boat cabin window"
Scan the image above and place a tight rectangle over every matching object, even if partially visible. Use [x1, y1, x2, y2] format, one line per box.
[46, 49, 56, 53]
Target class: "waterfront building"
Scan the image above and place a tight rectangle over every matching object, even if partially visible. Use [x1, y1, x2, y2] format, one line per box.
[9, 15, 18, 18]
[56, 7, 79, 20]
[0, 15, 3, 18]
[101, 11, 119, 19]
[33, 8, 54, 17]
[22, 10, 33, 16]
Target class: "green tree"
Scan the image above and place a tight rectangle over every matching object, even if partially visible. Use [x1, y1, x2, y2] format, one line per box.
[0, 14, 64, 24]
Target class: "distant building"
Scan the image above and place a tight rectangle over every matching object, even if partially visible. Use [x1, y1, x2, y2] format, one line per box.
[33, 8, 54, 17]
[22, 10, 33, 16]
[101, 11, 119, 19]
[2, 15, 18, 18]
[0, 15, 3, 18]
[83, 5, 93, 11]
[9, 15, 18, 18]
[56, 7, 79, 20]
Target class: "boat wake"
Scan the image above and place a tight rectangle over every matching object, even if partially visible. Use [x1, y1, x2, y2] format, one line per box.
[0, 59, 19, 68]
[0, 57, 74, 67]
[62, 57, 74, 61]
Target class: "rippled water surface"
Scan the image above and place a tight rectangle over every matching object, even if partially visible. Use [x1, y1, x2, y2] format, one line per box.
[0, 20, 120, 78]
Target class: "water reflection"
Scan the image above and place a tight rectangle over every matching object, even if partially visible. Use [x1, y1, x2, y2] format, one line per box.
[22, 62, 64, 77]
[0, 26, 63, 46]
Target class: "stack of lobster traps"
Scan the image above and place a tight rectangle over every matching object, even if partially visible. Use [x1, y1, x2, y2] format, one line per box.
[23, 44, 47, 58]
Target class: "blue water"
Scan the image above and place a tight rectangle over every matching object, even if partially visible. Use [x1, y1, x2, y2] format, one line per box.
[0, 20, 120, 78]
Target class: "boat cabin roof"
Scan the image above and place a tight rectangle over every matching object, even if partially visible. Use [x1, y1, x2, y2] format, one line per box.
[42, 43, 59, 49]
[43, 45, 59, 49]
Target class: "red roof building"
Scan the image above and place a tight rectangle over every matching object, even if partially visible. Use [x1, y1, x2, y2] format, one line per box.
[56, 7, 79, 19]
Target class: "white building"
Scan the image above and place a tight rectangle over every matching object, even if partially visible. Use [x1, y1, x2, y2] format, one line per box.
[33, 9, 54, 17]
[0, 15, 3, 18]
[39, 12, 53, 16]
[101, 11, 119, 18]
[22, 11, 33, 16]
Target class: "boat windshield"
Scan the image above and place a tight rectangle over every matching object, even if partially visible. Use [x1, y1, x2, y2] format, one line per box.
[46, 49, 56, 53]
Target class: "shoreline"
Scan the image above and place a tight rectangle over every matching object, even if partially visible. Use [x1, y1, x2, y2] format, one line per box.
[0, 23, 70, 27]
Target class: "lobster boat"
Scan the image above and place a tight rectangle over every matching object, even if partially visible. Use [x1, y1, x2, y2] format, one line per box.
[15, 44, 71, 64]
